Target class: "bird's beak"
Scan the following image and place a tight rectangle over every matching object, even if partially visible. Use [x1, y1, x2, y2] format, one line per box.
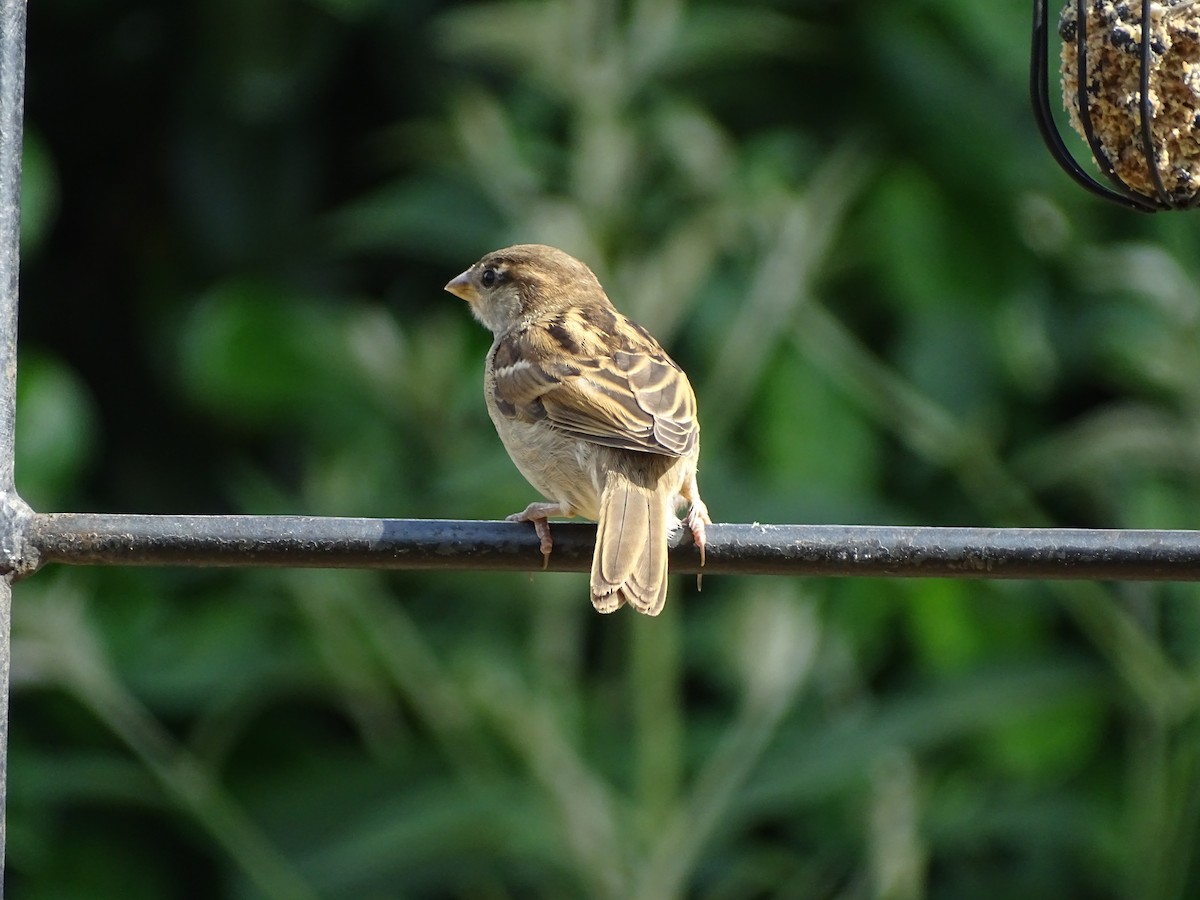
[444, 270, 478, 302]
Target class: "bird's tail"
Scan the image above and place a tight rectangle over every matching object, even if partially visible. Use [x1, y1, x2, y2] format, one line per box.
[591, 468, 672, 615]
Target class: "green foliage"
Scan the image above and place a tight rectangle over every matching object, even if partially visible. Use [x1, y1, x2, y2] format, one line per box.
[11, 0, 1200, 897]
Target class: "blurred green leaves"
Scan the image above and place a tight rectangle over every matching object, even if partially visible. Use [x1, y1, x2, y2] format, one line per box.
[11, 0, 1200, 897]
[15, 352, 96, 511]
[20, 129, 57, 257]
[179, 279, 369, 426]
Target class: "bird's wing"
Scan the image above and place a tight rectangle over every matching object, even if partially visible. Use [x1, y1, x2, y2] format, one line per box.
[489, 309, 697, 458]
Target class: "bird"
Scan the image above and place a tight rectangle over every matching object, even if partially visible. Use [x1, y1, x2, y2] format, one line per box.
[445, 243, 710, 615]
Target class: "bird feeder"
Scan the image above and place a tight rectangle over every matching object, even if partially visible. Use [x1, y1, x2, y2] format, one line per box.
[1032, 0, 1200, 211]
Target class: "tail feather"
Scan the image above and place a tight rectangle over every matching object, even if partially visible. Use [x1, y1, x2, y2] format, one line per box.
[591, 469, 670, 615]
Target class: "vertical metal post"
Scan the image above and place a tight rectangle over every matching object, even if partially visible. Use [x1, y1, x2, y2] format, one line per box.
[0, 0, 27, 892]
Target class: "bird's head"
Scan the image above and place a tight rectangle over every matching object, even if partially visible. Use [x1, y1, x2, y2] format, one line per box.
[445, 244, 604, 334]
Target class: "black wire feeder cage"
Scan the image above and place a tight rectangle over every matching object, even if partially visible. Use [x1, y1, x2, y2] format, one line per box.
[1032, 0, 1200, 211]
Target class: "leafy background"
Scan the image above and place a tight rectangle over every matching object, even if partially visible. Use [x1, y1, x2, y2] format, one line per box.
[9, 0, 1200, 897]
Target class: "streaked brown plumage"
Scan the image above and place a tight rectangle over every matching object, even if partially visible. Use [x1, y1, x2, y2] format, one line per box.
[445, 244, 710, 615]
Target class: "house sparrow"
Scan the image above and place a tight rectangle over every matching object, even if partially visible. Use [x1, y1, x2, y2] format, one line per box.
[445, 244, 710, 615]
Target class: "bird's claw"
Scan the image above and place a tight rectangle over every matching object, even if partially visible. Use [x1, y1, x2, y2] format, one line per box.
[532, 519, 553, 569]
[684, 499, 712, 590]
[507, 502, 564, 569]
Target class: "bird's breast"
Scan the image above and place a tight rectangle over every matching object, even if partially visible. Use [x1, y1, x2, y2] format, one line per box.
[490, 411, 604, 520]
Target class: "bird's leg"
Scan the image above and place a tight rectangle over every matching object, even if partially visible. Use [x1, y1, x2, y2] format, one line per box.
[683, 500, 711, 567]
[507, 501, 569, 568]
[678, 473, 712, 589]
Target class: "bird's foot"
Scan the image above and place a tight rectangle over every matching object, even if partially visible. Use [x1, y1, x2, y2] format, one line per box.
[507, 502, 567, 568]
[683, 498, 712, 589]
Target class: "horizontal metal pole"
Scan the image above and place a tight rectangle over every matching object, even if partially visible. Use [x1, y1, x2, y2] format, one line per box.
[8, 513, 1200, 582]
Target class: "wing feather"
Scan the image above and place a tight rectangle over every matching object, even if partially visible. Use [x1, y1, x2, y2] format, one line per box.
[489, 306, 698, 458]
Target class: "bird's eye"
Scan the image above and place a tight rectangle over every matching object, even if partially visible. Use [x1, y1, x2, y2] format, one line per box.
[481, 268, 498, 288]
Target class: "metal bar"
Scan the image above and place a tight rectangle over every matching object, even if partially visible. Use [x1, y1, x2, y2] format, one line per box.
[0, 0, 26, 890]
[15, 513, 1200, 582]
[0, 0, 22, 494]
[1137, 0, 1172, 204]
